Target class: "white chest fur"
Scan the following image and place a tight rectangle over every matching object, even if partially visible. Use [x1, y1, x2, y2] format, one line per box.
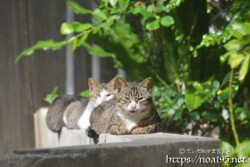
[117, 111, 144, 131]
[77, 101, 96, 129]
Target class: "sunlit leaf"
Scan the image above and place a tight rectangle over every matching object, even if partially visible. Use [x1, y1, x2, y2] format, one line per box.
[16, 39, 70, 62]
[72, 22, 93, 32]
[93, 23, 103, 34]
[76, 34, 88, 47]
[119, 0, 129, 11]
[156, 4, 167, 13]
[236, 140, 250, 158]
[93, 9, 107, 21]
[61, 22, 74, 35]
[185, 85, 207, 111]
[221, 141, 235, 158]
[160, 16, 174, 27]
[80, 89, 90, 98]
[146, 19, 160, 30]
[239, 55, 250, 81]
[109, 0, 117, 6]
[65, 0, 92, 15]
[228, 53, 245, 69]
[81, 41, 123, 67]
[230, 23, 250, 39]
[44, 86, 59, 104]
[224, 39, 242, 51]
[71, 37, 78, 51]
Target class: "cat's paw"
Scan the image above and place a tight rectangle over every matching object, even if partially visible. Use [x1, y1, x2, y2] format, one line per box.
[110, 125, 129, 135]
[131, 124, 158, 134]
[86, 127, 97, 138]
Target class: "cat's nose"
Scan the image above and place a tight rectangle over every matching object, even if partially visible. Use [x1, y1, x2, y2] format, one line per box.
[131, 104, 136, 110]
[101, 99, 106, 103]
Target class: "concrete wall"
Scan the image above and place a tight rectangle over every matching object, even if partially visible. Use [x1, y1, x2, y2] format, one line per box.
[0, 133, 221, 167]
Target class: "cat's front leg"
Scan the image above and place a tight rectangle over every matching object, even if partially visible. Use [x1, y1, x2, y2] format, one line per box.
[110, 124, 129, 135]
[131, 123, 159, 134]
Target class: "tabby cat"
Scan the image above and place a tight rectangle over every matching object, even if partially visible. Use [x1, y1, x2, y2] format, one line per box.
[88, 77, 161, 136]
[64, 77, 121, 130]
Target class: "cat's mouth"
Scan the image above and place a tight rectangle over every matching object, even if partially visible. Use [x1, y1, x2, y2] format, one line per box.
[128, 110, 136, 114]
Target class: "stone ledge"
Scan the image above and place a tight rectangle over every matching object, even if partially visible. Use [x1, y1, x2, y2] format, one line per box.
[1, 133, 221, 167]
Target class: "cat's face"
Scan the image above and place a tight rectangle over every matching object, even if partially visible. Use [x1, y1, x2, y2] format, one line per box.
[88, 77, 123, 106]
[116, 77, 153, 116]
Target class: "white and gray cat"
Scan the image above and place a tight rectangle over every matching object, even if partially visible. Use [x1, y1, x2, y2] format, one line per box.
[63, 77, 122, 130]
[46, 77, 122, 132]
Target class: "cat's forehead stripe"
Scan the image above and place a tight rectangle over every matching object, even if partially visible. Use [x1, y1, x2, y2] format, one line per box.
[127, 86, 139, 97]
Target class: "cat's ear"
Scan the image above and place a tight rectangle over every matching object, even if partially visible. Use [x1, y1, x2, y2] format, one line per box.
[88, 78, 99, 92]
[114, 77, 128, 92]
[138, 77, 152, 92]
[106, 77, 116, 88]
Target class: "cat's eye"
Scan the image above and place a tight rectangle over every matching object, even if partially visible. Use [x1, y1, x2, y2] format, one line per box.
[138, 97, 144, 101]
[124, 97, 130, 100]
[107, 94, 111, 97]
[95, 94, 100, 97]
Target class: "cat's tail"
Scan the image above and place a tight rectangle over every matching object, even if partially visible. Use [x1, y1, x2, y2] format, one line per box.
[86, 127, 99, 144]
[46, 95, 82, 132]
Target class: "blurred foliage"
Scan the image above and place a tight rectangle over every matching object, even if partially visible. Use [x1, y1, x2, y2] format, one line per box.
[44, 86, 59, 103]
[80, 89, 90, 98]
[17, 0, 250, 164]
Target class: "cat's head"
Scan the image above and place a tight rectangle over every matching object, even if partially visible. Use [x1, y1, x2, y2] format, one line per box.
[116, 77, 153, 116]
[88, 77, 126, 106]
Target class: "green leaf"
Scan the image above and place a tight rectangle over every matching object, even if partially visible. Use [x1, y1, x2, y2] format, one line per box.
[16, 48, 35, 62]
[133, 4, 154, 20]
[239, 55, 250, 81]
[103, 19, 115, 31]
[221, 72, 230, 87]
[93, 23, 103, 34]
[109, 21, 145, 64]
[44, 86, 59, 104]
[76, 34, 88, 47]
[242, 34, 250, 43]
[218, 88, 229, 100]
[220, 53, 229, 63]
[230, 23, 250, 40]
[146, 19, 160, 31]
[156, 4, 167, 13]
[71, 37, 77, 51]
[201, 111, 218, 122]
[224, 39, 242, 51]
[61, 23, 74, 35]
[185, 85, 207, 111]
[228, 53, 245, 69]
[65, 0, 92, 15]
[119, 0, 129, 11]
[81, 42, 123, 67]
[189, 111, 200, 121]
[236, 140, 250, 158]
[109, 0, 117, 6]
[221, 141, 235, 158]
[160, 16, 174, 27]
[93, 9, 107, 21]
[80, 89, 90, 98]
[72, 22, 93, 32]
[16, 39, 70, 63]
